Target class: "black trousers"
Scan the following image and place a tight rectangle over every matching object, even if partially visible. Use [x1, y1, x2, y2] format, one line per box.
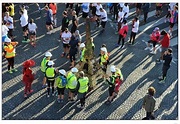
[47, 79, 55, 95]
[162, 65, 170, 79]
[6, 57, 14, 70]
[130, 31, 137, 44]
[143, 12, 148, 23]
[142, 112, 155, 120]
[118, 34, 125, 47]
[79, 92, 86, 106]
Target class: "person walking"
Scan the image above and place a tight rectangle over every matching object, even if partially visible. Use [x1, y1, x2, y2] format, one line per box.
[117, 19, 128, 49]
[55, 69, 67, 103]
[71, 10, 78, 34]
[76, 71, 89, 109]
[81, 3, 90, 24]
[144, 27, 161, 54]
[49, 3, 57, 28]
[41, 51, 52, 88]
[28, 18, 37, 47]
[3, 37, 18, 73]
[22, 59, 35, 98]
[45, 6, 54, 34]
[128, 17, 139, 45]
[122, 3, 129, 20]
[142, 3, 150, 24]
[117, 7, 124, 32]
[99, 8, 108, 33]
[4, 12, 14, 40]
[60, 11, 69, 38]
[95, 3, 103, 27]
[79, 43, 86, 63]
[142, 87, 156, 120]
[66, 67, 79, 102]
[105, 65, 117, 104]
[45, 61, 57, 97]
[158, 48, 173, 82]
[156, 30, 170, 63]
[61, 28, 72, 58]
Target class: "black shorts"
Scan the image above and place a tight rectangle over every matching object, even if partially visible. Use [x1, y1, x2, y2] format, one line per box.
[46, 21, 52, 26]
[70, 54, 76, 62]
[148, 40, 158, 47]
[101, 21, 107, 28]
[63, 43, 70, 48]
[109, 86, 115, 96]
[82, 12, 88, 18]
[69, 88, 76, 93]
[29, 31, 36, 36]
[8, 29, 13, 37]
[57, 87, 65, 95]
[22, 24, 28, 32]
[169, 22, 175, 28]
[156, 6, 162, 11]
[71, 25, 77, 33]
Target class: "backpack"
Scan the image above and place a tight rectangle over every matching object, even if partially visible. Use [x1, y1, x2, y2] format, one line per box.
[60, 76, 67, 86]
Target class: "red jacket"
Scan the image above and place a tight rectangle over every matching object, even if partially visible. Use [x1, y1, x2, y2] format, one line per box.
[161, 34, 170, 48]
[22, 67, 34, 83]
[150, 31, 160, 42]
[119, 24, 128, 38]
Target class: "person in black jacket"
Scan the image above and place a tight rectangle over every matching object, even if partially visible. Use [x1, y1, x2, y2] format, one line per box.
[142, 3, 150, 24]
[159, 48, 173, 82]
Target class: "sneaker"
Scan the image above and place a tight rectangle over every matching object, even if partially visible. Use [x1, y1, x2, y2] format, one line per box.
[69, 99, 75, 103]
[12, 68, 18, 72]
[52, 93, 55, 96]
[28, 90, 33, 94]
[24, 94, 27, 98]
[115, 44, 120, 47]
[42, 85, 46, 89]
[105, 100, 111, 104]
[150, 51, 156, 55]
[66, 55, 70, 59]
[77, 104, 84, 109]
[47, 31, 51, 34]
[57, 99, 61, 103]
[61, 53, 65, 57]
[120, 45, 125, 49]
[8, 70, 13, 74]
[156, 59, 161, 63]
[158, 76, 164, 81]
[144, 47, 150, 50]
[47, 94, 50, 98]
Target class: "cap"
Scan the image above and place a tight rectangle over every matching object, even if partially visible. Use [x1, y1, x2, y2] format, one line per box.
[4, 37, 11, 43]
[71, 67, 78, 73]
[101, 47, 107, 53]
[80, 43, 85, 48]
[59, 69, 66, 76]
[45, 52, 52, 57]
[23, 59, 35, 67]
[47, 61, 54, 66]
[154, 27, 159, 31]
[110, 65, 116, 72]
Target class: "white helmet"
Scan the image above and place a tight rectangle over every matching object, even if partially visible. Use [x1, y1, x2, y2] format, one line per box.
[80, 43, 85, 48]
[4, 37, 11, 43]
[45, 52, 52, 57]
[59, 69, 66, 76]
[47, 61, 54, 66]
[110, 65, 116, 72]
[71, 67, 78, 73]
[101, 47, 107, 53]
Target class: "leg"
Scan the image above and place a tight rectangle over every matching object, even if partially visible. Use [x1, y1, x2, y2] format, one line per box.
[120, 37, 125, 48]
[6, 58, 11, 71]
[162, 65, 169, 79]
[132, 32, 137, 44]
[47, 80, 51, 96]
[51, 80, 55, 95]
[118, 35, 122, 45]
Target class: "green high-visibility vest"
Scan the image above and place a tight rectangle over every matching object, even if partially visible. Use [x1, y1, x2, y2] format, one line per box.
[45, 67, 55, 81]
[78, 77, 89, 93]
[56, 76, 66, 88]
[67, 72, 77, 89]
[41, 57, 49, 72]
[80, 48, 86, 62]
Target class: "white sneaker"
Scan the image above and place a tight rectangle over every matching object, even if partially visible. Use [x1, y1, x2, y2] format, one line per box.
[47, 31, 51, 34]
[150, 51, 156, 54]
[144, 47, 150, 50]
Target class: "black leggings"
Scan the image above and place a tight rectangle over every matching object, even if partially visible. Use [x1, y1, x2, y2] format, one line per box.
[130, 31, 137, 44]
[118, 34, 125, 47]
[80, 92, 86, 106]
[47, 80, 55, 95]
[6, 57, 14, 70]
[162, 65, 170, 79]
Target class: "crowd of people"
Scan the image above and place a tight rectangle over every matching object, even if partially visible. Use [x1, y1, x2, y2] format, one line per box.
[2, 3, 177, 119]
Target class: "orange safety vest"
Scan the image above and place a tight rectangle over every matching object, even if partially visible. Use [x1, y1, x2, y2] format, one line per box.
[4, 42, 18, 58]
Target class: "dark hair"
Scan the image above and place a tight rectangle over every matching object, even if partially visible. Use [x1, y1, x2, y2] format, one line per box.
[63, 11, 67, 15]
[148, 87, 156, 96]
[45, 6, 49, 9]
[19, 9, 24, 14]
[167, 48, 173, 53]
[135, 17, 139, 21]
[29, 18, 34, 24]
[102, 44, 106, 47]
[123, 19, 127, 24]
[160, 30, 167, 35]
[79, 71, 84, 77]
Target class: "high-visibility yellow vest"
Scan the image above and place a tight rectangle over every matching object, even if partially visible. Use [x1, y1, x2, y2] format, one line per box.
[45, 67, 55, 81]
[66, 72, 77, 89]
[78, 77, 89, 93]
[56, 76, 66, 88]
[80, 48, 86, 62]
[110, 74, 117, 85]
[41, 57, 49, 72]
[100, 54, 108, 65]
[9, 4, 15, 17]
[116, 68, 123, 80]
[4, 44, 16, 58]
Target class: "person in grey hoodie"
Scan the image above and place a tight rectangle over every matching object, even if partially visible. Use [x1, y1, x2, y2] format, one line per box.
[142, 86, 156, 120]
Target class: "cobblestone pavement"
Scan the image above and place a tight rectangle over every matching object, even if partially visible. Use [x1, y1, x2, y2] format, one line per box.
[2, 3, 178, 120]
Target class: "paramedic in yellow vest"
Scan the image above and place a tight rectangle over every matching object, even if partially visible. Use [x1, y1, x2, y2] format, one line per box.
[3, 37, 18, 73]
[41, 51, 52, 88]
[99, 47, 109, 79]
[66, 67, 79, 102]
[55, 69, 67, 103]
[105, 65, 117, 104]
[45, 61, 57, 97]
[79, 43, 86, 62]
[76, 71, 89, 109]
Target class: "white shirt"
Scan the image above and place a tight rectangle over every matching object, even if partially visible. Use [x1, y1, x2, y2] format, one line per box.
[169, 3, 176, 11]
[132, 20, 139, 33]
[61, 31, 72, 44]
[123, 5, 129, 18]
[100, 9, 107, 22]
[92, 3, 97, 7]
[82, 3, 90, 13]
[28, 23, 37, 32]
[20, 14, 28, 27]
[96, 4, 103, 16]
[118, 11, 124, 22]
[4, 16, 14, 29]
[2, 25, 9, 36]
